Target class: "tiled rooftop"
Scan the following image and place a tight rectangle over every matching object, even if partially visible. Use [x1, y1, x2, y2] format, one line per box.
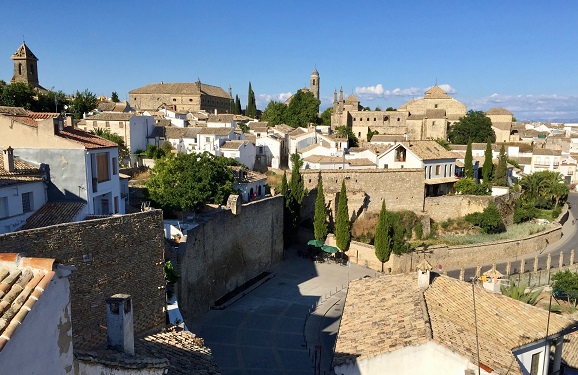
[198, 127, 233, 135]
[334, 273, 577, 373]
[20, 202, 86, 230]
[0, 153, 44, 187]
[58, 127, 119, 149]
[402, 140, 455, 160]
[0, 253, 56, 352]
[129, 82, 230, 99]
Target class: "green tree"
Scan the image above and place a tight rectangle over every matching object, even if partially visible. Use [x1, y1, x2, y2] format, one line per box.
[111, 92, 119, 102]
[90, 128, 130, 163]
[465, 203, 504, 233]
[261, 101, 287, 126]
[146, 152, 240, 212]
[448, 110, 496, 144]
[335, 125, 359, 147]
[235, 95, 242, 115]
[455, 177, 491, 195]
[335, 180, 351, 251]
[281, 172, 288, 197]
[35, 89, 68, 112]
[246, 82, 257, 118]
[285, 153, 306, 235]
[434, 138, 451, 151]
[320, 107, 332, 126]
[285, 90, 320, 128]
[385, 107, 396, 111]
[482, 138, 494, 183]
[374, 106, 382, 111]
[552, 269, 578, 307]
[464, 140, 474, 179]
[69, 89, 97, 119]
[374, 201, 393, 272]
[494, 145, 508, 186]
[0, 82, 36, 109]
[313, 177, 328, 241]
[367, 128, 379, 142]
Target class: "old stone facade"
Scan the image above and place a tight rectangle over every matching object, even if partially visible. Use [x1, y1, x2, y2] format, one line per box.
[486, 107, 513, 143]
[129, 80, 232, 113]
[10, 42, 43, 90]
[331, 85, 466, 143]
[301, 169, 425, 226]
[178, 196, 284, 322]
[0, 210, 166, 350]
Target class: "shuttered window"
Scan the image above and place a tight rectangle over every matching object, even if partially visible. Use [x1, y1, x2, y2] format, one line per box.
[96, 153, 110, 182]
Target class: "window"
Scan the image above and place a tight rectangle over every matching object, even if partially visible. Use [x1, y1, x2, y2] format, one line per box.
[105, 121, 110, 128]
[18, 63, 22, 75]
[358, 132, 361, 137]
[119, 122, 124, 128]
[92, 121, 97, 127]
[96, 152, 110, 182]
[428, 166, 432, 178]
[0, 197, 8, 218]
[436, 165, 441, 175]
[173, 98, 176, 102]
[397, 118, 400, 122]
[114, 196, 119, 214]
[383, 164, 388, 169]
[432, 121, 436, 126]
[395, 148, 406, 162]
[435, 104, 438, 109]
[22, 192, 33, 213]
[112, 157, 118, 175]
[530, 352, 541, 375]
[205, 137, 210, 143]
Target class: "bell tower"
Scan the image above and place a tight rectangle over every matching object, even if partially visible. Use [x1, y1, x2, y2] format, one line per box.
[310, 68, 319, 100]
[11, 42, 40, 89]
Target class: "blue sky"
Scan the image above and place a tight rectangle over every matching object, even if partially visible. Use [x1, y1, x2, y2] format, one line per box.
[2, 1, 577, 122]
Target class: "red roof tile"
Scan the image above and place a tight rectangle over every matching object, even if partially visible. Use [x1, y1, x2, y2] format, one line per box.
[58, 127, 118, 149]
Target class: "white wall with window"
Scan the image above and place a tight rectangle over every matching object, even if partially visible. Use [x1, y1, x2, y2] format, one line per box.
[0, 181, 47, 234]
[86, 147, 123, 215]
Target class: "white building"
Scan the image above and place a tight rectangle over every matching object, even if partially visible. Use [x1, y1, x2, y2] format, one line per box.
[220, 140, 256, 170]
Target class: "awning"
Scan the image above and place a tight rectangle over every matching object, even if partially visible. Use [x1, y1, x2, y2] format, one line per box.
[424, 177, 460, 185]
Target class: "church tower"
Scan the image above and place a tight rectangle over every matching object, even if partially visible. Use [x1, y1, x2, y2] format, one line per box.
[310, 68, 319, 100]
[11, 42, 40, 89]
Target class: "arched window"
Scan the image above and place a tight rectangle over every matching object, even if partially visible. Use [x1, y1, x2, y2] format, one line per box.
[18, 63, 22, 75]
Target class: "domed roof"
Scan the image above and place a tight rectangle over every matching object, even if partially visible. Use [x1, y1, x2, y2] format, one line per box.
[311, 68, 319, 76]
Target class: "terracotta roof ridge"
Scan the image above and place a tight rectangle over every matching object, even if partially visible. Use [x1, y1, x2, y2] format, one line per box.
[419, 288, 433, 340]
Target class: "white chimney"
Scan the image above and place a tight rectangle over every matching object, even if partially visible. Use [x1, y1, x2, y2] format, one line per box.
[416, 259, 433, 289]
[3, 147, 15, 172]
[214, 108, 217, 115]
[105, 294, 134, 356]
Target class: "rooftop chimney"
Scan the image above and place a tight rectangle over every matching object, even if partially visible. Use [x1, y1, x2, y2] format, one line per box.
[416, 259, 433, 289]
[105, 294, 134, 356]
[3, 147, 15, 172]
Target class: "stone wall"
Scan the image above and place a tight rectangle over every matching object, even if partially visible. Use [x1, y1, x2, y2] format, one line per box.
[301, 169, 425, 226]
[178, 196, 284, 323]
[345, 224, 562, 274]
[0, 210, 166, 350]
[424, 193, 517, 224]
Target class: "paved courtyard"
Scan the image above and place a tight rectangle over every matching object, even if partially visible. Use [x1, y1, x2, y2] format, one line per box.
[189, 246, 375, 375]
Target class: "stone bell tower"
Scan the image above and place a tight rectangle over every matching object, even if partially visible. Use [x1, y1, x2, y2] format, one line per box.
[11, 42, 41, 89]
[310, 68, 320, 100]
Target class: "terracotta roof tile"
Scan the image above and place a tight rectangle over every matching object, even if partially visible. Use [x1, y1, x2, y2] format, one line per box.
[58, 127, 118, 149]
[402, 140, 455, 160]
[85, 113, 134, 121]
[20, 202, 86, 230]
[0, 153, 44, 187]
[130, 82, 230, 99]
[487, 108, 513, 116]
[198, 127, 233, 135]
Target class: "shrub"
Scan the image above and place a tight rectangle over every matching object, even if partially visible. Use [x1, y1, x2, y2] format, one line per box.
[514, 204, 538, 224]
[414, 221, 423, 240]
[455, 177, 491, 195]
[465, 203, 505, 234]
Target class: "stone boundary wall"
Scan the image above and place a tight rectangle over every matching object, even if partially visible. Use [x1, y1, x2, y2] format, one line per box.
[0, 210, 166, 350]
[342, 225, 562, 275]
[178, 196, 284, 323]
[424, 193, 518, 224]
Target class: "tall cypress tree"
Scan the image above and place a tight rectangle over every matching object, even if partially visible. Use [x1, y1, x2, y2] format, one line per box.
[313, 177, 328, 241]
[482, 138, 493, 183]
[465, 140, 474, 179]
[335, 180, 351, 252]
[374, 201, 393, 272]
[494, 145, 508, 186]
[285, 153, 306, 236]
[246, 82, 257, 118]
[235, 95, 242, 115]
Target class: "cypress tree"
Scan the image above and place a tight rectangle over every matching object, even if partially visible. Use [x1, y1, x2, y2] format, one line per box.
[494, 145, 508, 186]
[235, 95, 242, 115]
[246, 82, 257, 118]
[374, 201, 392, 272]
[288, 152, 305, 205]
[313, 177, 328, 241]
[465, 140, 474, 179]
[482, 138, 493, 183]
[281, 172, 288, 197]
[335, 180, 351, 252]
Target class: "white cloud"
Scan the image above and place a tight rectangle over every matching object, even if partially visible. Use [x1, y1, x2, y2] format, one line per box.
[354, 83, 455, 101]
[256, 92, 292, 108]
[467, 93, 578, 122]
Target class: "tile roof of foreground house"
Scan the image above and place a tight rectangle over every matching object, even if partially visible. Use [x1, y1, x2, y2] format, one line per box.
[0, 253, 56, 351]
[20, 202, 86, 230]
[75, 328, 221, 375]
[57, 127, 119, 149]
[334, 273, 576, 374]
[0, 153, 44, 187]
[401, 140, 455, 160]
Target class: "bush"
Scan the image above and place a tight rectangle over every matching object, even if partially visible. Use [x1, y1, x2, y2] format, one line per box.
[414, 221, 423, 240]
[465, 203, 505, 234]
[514, 204, 538, 224]
[455, 177, 491, 195]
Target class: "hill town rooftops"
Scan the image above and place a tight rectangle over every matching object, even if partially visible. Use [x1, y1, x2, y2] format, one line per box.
[129, 82, 230, 99]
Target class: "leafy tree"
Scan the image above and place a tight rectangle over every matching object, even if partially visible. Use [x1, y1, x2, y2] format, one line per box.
[434, 138, 451, 151]
[455, 177, 491, 195]
[464, 140, 474, 179]
[513, 202, 538, 224]
[285, 90, 320, 128]
[465, 203, 504, 233]
[500, 282, 543, 305]
[261, 101, 287, 126]
[146, 152, 240, 212]
[90, 128, 130, 163]
[335, 180, 351, 251]
[448, 110, 496, 144]
[0, 82, 36, 109]
[160, 140, 174, 154]
[320, 107, 332, 126]
[35, 89, 68, 112]
[367, 128, 379, 142]
[374, 201, 393, 272]
[335, 125, 359, 147]
[494, 145, 508, 186]
[313, 177, 328, 241]
[385, 107, 396, 111]
[374, 106, 382, 111]
[246, 82, 257, 118]
[69, 89, 97, 119]
[111, 92, 120, 102]
[482, 138, 494, 183]
[235, 95, 242, 115]
[142, 144, 167, 159]
[552, 269, 578, 307]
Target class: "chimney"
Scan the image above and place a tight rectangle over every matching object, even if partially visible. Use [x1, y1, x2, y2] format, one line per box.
[105, 294, 134, 355]
[214, 108, 217, 115]
[416, 259, 433, 289]
[66, 114, 73, 128]
[3, 147, 15, 172]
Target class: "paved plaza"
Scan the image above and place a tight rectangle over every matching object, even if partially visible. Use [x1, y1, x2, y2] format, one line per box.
[189, 247, 375, 375]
